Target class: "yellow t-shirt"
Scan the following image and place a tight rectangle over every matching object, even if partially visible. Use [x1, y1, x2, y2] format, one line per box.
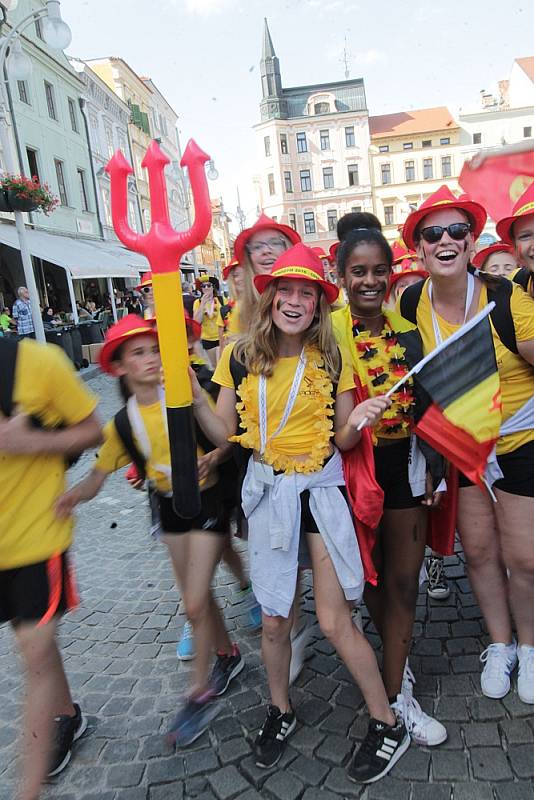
[213, 343, 355, 473]
[95, 388, 215, 492]
[1, 340, 98, 569]
[225, 303, 242, 337]
[414, 281, 534, 455]
[96, 401, 173, 494]
[193, 298, 223, 342]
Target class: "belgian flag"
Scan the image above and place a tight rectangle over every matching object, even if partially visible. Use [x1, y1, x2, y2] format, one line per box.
[399, 307, 502, 489]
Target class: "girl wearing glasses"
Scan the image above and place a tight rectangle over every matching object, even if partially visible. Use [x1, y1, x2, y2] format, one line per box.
[233, 213, 301, 333]
[400, 185, 534, 705]
[135, 272, 156, 320]
[190, 243, 410, 784]
[332, 214, 448, 750]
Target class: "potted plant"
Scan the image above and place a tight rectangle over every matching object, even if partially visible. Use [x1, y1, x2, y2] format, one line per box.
[0, 174, 59, 215]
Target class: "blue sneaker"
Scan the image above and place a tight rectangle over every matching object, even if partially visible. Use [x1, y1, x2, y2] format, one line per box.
[248, 602, 262, 630]
[236, 585, 262, 630]
[167, 691, 220, 747]
[177, 620, 195, 661]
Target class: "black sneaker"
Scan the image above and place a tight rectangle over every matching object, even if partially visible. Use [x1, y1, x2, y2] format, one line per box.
[348, 716, 410, 784]
[47, 702, 88, 777]
[426, 555, 450, 600]
[167, 690, 221, 748]
[208, 645, 244, 696]
[254, 704, 296, 768]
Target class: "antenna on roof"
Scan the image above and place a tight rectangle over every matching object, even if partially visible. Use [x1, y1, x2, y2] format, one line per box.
[341, 34, 351, 79]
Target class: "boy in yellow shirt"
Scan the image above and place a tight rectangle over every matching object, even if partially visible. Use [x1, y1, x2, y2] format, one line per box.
[0, 337, 101, 800]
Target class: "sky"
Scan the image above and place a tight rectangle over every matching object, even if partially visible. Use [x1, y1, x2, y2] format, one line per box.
[63, 0, 534, 231]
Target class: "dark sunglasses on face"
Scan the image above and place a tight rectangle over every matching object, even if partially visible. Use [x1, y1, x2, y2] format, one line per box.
[418, 222, 471, 244]
[141, 286, 152, 294]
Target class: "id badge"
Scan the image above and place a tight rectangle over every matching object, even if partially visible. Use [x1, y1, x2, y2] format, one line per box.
[254, 459, 274, 485]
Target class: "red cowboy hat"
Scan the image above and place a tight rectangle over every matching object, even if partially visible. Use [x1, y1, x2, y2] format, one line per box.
[311, 246, 328, 260]
[253, 243, 339, 305]
[402, 185, 487, 250]
[329, 241, 339, 262]
[185, 309, 201, 340]
[391, 239, 417, 266]
[471, 242, 515, 269]
[223, 258, 239, 280]
[234, 213, 301, 263]
[386, 268, 428, 301]
[99, 315, 158, 375]
[135, 271, 153, 292]
[496, 181, 534, 244]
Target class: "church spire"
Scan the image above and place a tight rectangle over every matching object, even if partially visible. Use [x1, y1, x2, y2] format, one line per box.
[262, 18, 276, 60]
[260, 18, 287, 120]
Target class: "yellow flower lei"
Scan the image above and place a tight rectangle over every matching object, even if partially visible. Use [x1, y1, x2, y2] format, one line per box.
[230, 345, 335, 474]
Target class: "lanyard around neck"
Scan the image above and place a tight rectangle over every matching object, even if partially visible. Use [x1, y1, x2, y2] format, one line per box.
[428, 271, 475, 347]
[258, 349, 307, 457]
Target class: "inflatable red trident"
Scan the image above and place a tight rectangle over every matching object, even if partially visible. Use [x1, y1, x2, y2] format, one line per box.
[106, 139, 212, 518]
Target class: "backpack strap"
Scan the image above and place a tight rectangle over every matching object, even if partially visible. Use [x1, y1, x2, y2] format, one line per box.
[485, 278, 518, 355]
[513, 267, 530, 290]
[399, 280, 425, 324]
[0, 338, 18, 417]
[114, 406, 147, 481]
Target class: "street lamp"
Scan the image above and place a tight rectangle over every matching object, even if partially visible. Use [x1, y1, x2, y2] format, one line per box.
[0, 0, 72, 342]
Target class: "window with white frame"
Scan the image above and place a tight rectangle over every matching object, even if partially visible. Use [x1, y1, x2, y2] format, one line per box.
[68, 98, 79, 133]
[284, 171, 293, 192]
[18, 80, 30, 105]
[44, 81, 57, 120]
[320, 129, 330, 150]
[296, 132, 307, 153]
[327, 209, 338, 231]
[323, 166, 334, 189]
[384, 205, 394, 226]
[300, 169, 312, 192]
[54, 159, 68, 205]
[303, 211, 316, 234]
[345, 126, 356, 147]
[423, 158, 433, 180]
[348, 164, 359, 186]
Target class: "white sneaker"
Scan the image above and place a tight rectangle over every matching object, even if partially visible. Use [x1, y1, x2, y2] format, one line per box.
[480, 642, 518, 699]
[402, 660, 415, 700]
[289, 621, 311, 685]
[517, 644, 534, 704]
[394, 686, 447, 747]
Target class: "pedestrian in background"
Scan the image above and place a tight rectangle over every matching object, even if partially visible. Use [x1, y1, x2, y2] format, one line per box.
[12, 286, 35, 339]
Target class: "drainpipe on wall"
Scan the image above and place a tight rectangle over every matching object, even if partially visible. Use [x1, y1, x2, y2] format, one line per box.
[79, 97, 104, 240]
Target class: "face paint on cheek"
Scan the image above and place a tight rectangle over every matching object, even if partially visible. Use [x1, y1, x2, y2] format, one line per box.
[275, 298, 283, 312]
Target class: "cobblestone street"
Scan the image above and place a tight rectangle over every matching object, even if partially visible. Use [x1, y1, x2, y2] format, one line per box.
[1, 373, 533, 800]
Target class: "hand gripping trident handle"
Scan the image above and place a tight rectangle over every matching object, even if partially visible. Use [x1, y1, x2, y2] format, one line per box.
[106, 139, 212, 518]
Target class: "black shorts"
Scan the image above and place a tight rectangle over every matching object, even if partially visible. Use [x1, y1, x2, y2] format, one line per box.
[157, 484, 228, 534]
[0, 551, 78, 626]
[374, 438, 423, 510]
[300, 486, 350, 533]
[459, 440, 534, 497]
[201, 339, 218, 351]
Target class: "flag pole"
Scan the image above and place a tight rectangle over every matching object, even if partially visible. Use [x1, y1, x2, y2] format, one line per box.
[356, 302, 496, 431]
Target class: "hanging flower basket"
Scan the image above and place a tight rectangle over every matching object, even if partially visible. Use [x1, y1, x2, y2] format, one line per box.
[7, 189, 39, 212]
[0, 174, 59, 215]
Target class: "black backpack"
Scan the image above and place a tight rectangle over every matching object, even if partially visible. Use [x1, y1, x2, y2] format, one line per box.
[0, 338, 82, 466]
[399, 269, 520, 355]
[513, 267, 530, 292]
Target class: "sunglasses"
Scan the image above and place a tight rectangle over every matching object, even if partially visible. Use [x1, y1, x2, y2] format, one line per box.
[418, 222, 471, 244]
[141, 286, 152, 294]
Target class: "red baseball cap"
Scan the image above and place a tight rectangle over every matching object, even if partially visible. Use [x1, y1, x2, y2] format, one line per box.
[253, 243, 339, 305]
[471, 242, 514, 269]
[496, 181, 534, 244]
[234, 213, 301, 263]
[99, 315, 158, 374]
[402, 185, 487, 250]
